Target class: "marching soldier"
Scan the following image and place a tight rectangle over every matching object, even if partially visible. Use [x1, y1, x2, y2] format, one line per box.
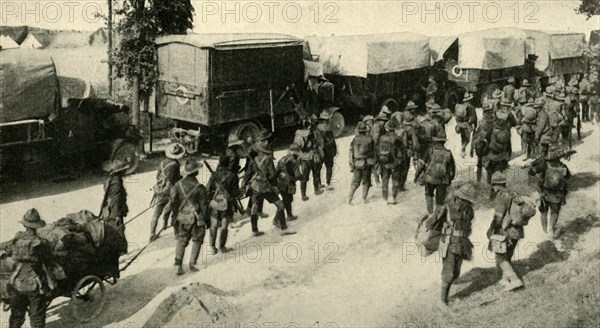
[528, 146, 571, 240]
[487, 172, 525, 292]
[396, 101, 420, 192]
[422, 75, 438, 102]
[579, 73, 591, 122]
[435, 183, 477, 306]
[454, 92, 477, 158]
[242, 130, 271, 218]
[248, 142, 294, 236]
[590, 89, 600, 124]
[471, 102, 495, 182]
[535, 93, 554, 157]
[170, 159, 209, 275]
[224, 135, 247, 174]
[276, 144, 302, 221]
[497, 100, 518, 128]
[503, 77, 516, 104]
[561, 90, 578, 146]
[514, 79, 532, 106]
[150, 143, 184, 241]
[516, 99, 539, 159]
[377, 119, 403, 204]
[207, 155, 240, 254]
[0, 209, 52, 328]
[310, 114, 326, 192]
[413, 104, 438, 185]
[371, 113, 389, 188]
[317, 112, 338, 190]
[568, 87, 582, 140]
[362, 115, 374, 133]
[295, 119, 322, 201]
[100, 160, 130, 232]
[484, 119, 511, 193]
[423, 137, 455, 215]
[348, 122, 375, 204]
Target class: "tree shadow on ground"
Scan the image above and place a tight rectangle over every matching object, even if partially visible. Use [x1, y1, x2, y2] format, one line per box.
[451, 215, 599, 300]
[567, 172, 600, 193]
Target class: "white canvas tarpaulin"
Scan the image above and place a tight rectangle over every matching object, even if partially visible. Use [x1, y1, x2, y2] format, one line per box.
[524, 29, 586, 72]
[457, 28, 526, 70]
[305, 32, 430, 78]
[429, 35, 457, 63]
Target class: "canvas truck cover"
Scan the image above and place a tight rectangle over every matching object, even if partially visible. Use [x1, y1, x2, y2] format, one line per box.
[0, 50, 58, 123]
[523, 29, 587, 73]
[429, 35, 458, 63]
[304, 32, 430, 78]
[457, 28, 527, 70]
[155, 33, 303, 50]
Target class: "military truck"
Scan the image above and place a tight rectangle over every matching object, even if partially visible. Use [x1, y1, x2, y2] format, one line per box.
[152, 33, 341, 154]
[304, 32, 431, 115]
[430, 27, 538, 108]
[0, 50, 140, 178]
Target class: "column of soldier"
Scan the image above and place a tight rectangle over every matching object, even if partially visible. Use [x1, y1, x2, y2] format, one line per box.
[1, 74, 594, 328]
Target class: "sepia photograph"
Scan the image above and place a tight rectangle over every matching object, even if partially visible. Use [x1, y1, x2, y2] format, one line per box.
[0, 1, 599, 327]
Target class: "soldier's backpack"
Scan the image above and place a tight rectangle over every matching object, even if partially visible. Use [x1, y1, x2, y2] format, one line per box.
[472, 121, 492, 156]
[154, 160, 177, 195]
[425, 147, 450, 184]
[352, 135, 374, 168]
[544, 164, 567, 190]
[454, 104, 467, 120]
[378, 134, 396, 163]
[508, 195, 537, 227]
[488, 126, 511, 154]
[547, 106, 564, 128]
[176, 182, 200, 225]
[521, 106, 537, 123]
[416, 119, 435, 145]
[209, 172, 230, 212]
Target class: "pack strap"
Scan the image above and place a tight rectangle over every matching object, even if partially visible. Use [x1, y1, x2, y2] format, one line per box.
[177, 181, 198, 212]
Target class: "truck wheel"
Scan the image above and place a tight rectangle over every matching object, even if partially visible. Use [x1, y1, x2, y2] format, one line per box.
[379, 98, 399, 116]
[444, 89, 460, 112]
[479, 83, 500, 106]
[330, 112, 345, 137]
[230, 121, 261, 144]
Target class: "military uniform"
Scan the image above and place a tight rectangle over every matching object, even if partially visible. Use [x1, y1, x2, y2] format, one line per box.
[317, 113, 338, 189]
[454, 93, 477, 158]
[276, 145, 302, 221]
[100, 162, 129, 231]
[560, 92, 577, 144]
[224, 135, 248, 174]
[371, 114, 388, 187]
[437, 184, 477, 305]
[207, 157, 240, 253]
[471, 103, 495, 182]
[170, 162, 209, 274]
[1, 209, 52, 328]
[487, 176, 525, 291]
[348, 123, 375, 204]
[423, 138, 455, 215]
[295, 123, 322, 200]
[248, 145, 290, 235]
[516, 99, 540, 159]
[484, 119, 511, 187]
[579, 76, 591, 122]
[502, 77, 516, 104]
[535, 95, 553, 157]
[377, 121, 404, 203]
[528, 152, 570, 238]
[396, 102, 420, 191]
[150, 143, 184, 241]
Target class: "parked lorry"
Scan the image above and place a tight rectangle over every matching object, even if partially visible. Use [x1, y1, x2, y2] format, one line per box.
[430, 27, 538, 107]
[304, 32, 431, 115]
[0, 50, 140, 178]
[152, 33, 341, 154]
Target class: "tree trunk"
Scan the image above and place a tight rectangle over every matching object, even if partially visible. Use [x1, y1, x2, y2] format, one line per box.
[108, 0, 113, 98]
[132, 75, 140, 128]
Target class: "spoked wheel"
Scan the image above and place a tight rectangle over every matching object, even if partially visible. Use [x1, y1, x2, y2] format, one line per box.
[230, 121, 261, 144]
[329, 111, 345, 137]
[70, 275, 105, 322]
[111, 142, 139, 175]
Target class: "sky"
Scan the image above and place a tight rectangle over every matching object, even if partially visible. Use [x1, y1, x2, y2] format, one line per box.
[0, 1, 598, 38]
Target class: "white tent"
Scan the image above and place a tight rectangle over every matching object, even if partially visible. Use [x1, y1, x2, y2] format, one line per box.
[0, 35, 19, 50]
[20, 34, 43, 49]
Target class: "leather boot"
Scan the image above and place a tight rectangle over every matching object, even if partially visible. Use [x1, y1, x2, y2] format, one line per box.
[301, 182, 309, 201]
[476, 166, 482, 182]
[440, 282, 451, 305]
[426, 196, 434, 215]
[382, 189, 388, 203]
[348, 185, 358, 204]
[250, 214, 260, 234]
[189, 242, 202, 272]
[362, 186, 370, 204]
[540, 211, 548, 234]
[174, 242, 185, 275]
[499, 261, 524, 291]
[219, 229, 228, 250]
[549, 212, 559, 239]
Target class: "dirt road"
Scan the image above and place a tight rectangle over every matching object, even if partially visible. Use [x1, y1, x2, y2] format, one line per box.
[1, 117, 598, 328]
